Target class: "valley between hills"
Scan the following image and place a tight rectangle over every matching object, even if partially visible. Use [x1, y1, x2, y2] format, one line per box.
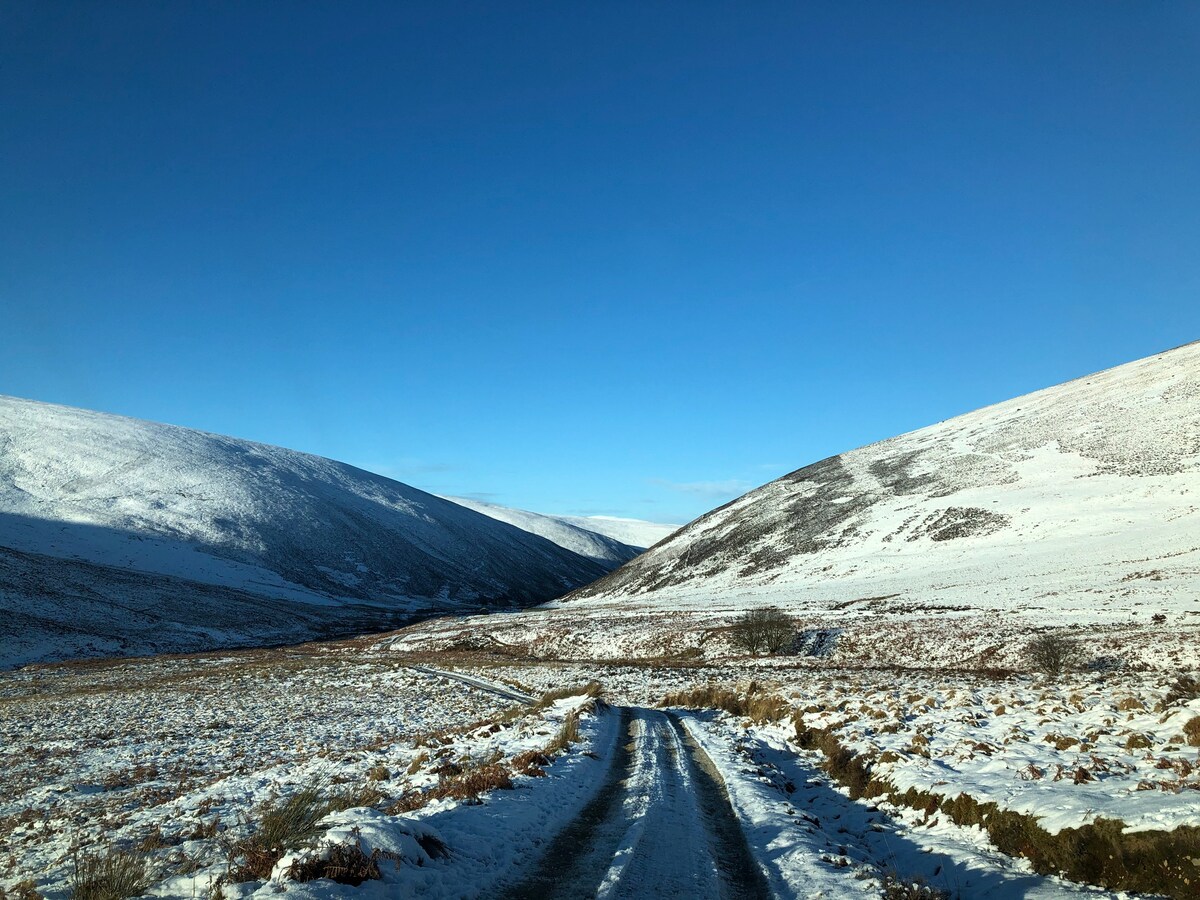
[3, 343, 1199, 899]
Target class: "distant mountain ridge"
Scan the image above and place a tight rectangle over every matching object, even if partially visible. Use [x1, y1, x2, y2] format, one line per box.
[563, 342, 1200, 643]
[439, 496, 645, 566]
[0, 396, 616, 667]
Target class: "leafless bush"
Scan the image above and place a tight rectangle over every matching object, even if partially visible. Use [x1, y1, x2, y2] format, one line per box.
[729, 607, 795, 655]
[1025, 633, 1083, 676]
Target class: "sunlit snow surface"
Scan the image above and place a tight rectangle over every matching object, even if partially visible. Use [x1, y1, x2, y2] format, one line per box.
[528, 341, 1200, 668]
[0, 396, 615, 667]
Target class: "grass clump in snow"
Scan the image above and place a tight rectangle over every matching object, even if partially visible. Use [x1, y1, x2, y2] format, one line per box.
[544, 712, 581, 754]
[1166, 674, 1200, 706]
[533, 681, 601, 711]
[661, 682, 790, 724]
[228, 783, 331, 882]
[285, 839, 387, 886]
[388, 756, 515, 814]
[1183, 716, 1200, 747]
[879, 870, 951, 899]
[2, 880, 44, 900]
[69, 847, 150, 900]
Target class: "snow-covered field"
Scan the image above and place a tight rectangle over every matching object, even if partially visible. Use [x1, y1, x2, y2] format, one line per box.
[6, 640, 1200, 898]
[0, 644, 608, 899]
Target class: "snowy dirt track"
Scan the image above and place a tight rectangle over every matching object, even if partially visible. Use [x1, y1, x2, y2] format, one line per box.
[504, 707, 770, 900]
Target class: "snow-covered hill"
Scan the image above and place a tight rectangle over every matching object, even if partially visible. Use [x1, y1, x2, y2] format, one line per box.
[0, 396, 613, 668]
[439, 497, 644, 566]
[553, 515, 678, 550]
[561, 342, 1200, 654]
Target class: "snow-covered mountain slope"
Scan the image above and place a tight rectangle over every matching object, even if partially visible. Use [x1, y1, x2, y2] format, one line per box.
[439, 497, 643, 566]
[562, 342, 1200, 636]
[553, 515, 679, 550]
[0, 396, 612, 668]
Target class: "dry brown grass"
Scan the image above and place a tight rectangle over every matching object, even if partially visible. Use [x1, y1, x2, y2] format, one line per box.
[544, 713, 581, 754]
[227, 783, 331, 882]
[661, 683, 790, 724]
[512, 749, 552, 777]
[69, 848, 150, 900]
[533, 681, 601, 711]
[284, 840, 388, 886]
[1, 880, 44, 900]
[1183, 716, 1200, 748]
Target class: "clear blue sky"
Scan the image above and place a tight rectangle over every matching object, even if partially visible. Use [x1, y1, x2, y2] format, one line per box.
[3, 3, 1198, 524]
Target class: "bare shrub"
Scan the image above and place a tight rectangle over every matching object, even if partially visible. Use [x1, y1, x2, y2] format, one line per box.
[70, 848, 150, 900]
[728, 607, 795, 655]
[1025, 633, 1083, 676]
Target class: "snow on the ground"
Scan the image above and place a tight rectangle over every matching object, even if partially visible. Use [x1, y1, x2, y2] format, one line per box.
[389, 600, 1200, 672]
[552, 515, 680, 550]
[0, 646, 609, 899]
[446, 661, 1200, 835]
[556, 342, 1200, 667]
[0, 394, 614, 668]
[678, 713, 1124, 898]
[439, 495, 644, 566]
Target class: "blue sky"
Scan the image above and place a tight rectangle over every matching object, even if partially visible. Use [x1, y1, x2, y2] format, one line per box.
[3, 3, 1198, 524]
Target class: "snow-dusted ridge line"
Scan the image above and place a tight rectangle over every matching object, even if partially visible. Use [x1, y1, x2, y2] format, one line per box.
[0, 394, 615, 667]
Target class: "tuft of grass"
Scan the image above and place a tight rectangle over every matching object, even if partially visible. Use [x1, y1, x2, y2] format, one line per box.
[1165, 674, 1200, 706]
[544, 712, 581, 754]
[533, 681, 601, 711]
[880, 870, 951, 899]
[512, 749, 552, 777]
[3, 880, 44, 900]
[405, 751, 429, 775]
[227, 783, 331, 882]
[1184, 716, 1200, 748]
[70, 848, 150, 900]
[661, 683, 790, 723]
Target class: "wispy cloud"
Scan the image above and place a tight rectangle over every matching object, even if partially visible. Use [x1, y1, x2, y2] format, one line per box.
[650, 478, 755, 499]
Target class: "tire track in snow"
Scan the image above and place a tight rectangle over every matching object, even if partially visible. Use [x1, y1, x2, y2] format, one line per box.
[501, 707, 771, 899]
